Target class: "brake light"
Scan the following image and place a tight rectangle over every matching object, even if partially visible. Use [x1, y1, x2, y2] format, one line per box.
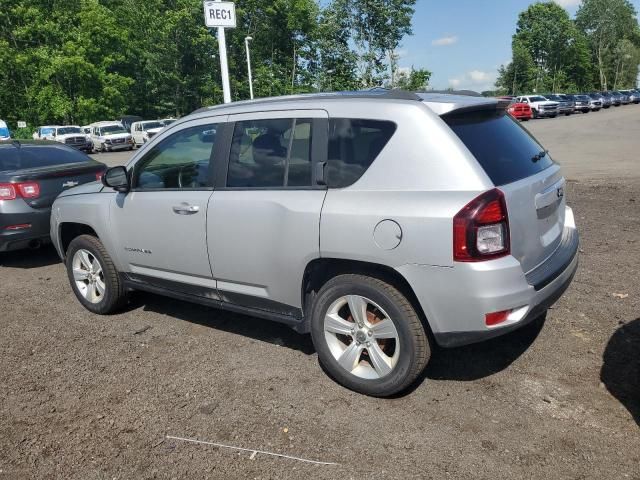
[0, 182, 40, 201]
[453, 188, 510, 262]
[17, 182, 40, 198]
[96, 171, 104, 181]
[0, 184, 17, 200]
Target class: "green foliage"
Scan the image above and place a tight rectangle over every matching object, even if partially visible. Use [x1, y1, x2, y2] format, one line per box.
[576, 0, 640, 90]
[0, 0, 426, 126]
[395, 67, 431, 91]
[497, 0, 639, 95]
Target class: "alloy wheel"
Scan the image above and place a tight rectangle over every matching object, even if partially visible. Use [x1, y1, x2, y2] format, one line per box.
[323, 295, 400, 380]
[72, 249, 106, 304]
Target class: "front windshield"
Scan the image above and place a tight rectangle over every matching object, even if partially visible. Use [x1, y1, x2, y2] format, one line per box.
[142, 122, 163, 130]
[162, 119, 175, 125]
[530, 96, 547, 102]
[0, 127, 9, 138]
[57, 127, 82, 135]
[101, 125, 126, 135]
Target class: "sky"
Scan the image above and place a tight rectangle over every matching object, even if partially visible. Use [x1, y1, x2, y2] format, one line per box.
[398, 0, 640, 92]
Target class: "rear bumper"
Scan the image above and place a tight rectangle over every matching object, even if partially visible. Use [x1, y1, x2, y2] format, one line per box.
[398, 207, 579, 348]
[0, 205, 52, 252]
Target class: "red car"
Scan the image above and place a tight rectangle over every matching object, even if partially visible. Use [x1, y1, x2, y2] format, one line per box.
[500, 96, 532, 121]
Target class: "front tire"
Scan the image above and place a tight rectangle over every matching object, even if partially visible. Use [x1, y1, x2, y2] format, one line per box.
[310, 274, 430, 397]
[66, 235, 128, 314]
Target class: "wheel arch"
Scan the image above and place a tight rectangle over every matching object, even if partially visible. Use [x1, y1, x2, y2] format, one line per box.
[301, 258, 433, 337]
[59, 222, 99, 258]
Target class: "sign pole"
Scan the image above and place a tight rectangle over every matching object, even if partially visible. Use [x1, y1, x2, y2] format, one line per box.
[204, 0, 236, 104]
[217, 26, 231, 104]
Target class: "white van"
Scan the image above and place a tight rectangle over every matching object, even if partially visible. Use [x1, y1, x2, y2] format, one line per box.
[0, 120, 11, 140]
[89, 122, 133, 152]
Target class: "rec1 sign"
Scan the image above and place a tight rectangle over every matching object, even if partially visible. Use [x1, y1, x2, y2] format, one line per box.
[203, 1, 236, 28]
[204, 0, 235, 104]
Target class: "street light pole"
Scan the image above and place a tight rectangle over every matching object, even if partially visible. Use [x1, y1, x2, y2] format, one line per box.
[245, 36, 254, 100]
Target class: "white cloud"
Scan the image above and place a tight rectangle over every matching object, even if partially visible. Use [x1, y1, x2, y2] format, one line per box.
[448, 69, 497, 92]
[468, 70, 492, 82]
[552, 0, 581, 8]
[432, 35, 458, 46]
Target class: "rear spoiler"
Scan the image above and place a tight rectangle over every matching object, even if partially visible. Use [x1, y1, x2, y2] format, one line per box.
[438, 99, 511, 118]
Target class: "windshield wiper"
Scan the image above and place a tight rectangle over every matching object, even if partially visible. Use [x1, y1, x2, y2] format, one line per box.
[531, 150, 548, 162]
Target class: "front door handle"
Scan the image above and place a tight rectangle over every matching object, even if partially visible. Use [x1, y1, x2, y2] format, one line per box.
[172, 203, 200, 215]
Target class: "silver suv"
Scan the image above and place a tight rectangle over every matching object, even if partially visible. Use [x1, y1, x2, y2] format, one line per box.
[50, 91, 579, 397]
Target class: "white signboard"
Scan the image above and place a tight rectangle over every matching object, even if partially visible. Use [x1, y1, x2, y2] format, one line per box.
[203, 1, 236, 28]
[17, 121, 27, 128]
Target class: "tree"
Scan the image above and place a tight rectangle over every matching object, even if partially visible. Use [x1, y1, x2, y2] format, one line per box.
[395, 67, 431, 90]
[345, 0, 417, 87]
[576, 0, 640, 90]
[0, 0, 425, 127]
[496, 1, 610, 95]
[496, 38, 537, 95]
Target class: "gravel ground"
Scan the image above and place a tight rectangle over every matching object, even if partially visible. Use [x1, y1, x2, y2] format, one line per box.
[1, 106, 639, 479]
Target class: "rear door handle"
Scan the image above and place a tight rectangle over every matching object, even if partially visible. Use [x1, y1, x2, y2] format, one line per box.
[172, 203, 200, 215]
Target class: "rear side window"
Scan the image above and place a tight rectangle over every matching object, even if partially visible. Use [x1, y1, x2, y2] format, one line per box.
[227, 118, 313, 188]
[0, 144, 91, 172]
[445, 111, 554, 186]
[327, 119, 396, 188]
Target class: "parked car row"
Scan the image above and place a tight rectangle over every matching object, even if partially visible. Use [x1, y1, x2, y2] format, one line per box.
[502, 89, 640, 121]
[28, 117, 178, 154]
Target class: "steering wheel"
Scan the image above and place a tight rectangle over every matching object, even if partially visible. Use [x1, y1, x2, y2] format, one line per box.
[177, 164, 199, 188]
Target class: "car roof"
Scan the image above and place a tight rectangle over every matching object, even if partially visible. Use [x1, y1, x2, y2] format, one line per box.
[0, 139, 70, 148]
[188, 89, 503, 119]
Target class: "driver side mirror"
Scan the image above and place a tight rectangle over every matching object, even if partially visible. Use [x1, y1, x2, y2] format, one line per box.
[102, 166, 130, 193]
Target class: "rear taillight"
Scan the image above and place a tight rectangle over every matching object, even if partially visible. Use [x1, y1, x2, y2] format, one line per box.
[17, 182, 40, 198]
[0, 184, 17, 200]
[0, 182, 41, 201]
[96, 171, 104, 181]
[453, 188, 510, 262]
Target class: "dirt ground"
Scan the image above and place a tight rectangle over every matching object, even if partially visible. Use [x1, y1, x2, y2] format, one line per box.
[1, 106, 639, 479]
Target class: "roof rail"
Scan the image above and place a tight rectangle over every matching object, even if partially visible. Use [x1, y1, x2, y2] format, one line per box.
[189, 88, 423, 115]
[424, 89, 482, 97]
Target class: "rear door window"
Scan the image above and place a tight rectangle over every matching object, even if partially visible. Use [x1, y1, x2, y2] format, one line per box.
[326, 118, 396, 188]
[444, 110, 554, 186]
[227, 118, 313, 188]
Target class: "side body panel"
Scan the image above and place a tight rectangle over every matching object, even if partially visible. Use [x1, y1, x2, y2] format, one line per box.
[207, 109, 329, 311]
[208, 190, 326, 310]
[319, 101, 493, 270]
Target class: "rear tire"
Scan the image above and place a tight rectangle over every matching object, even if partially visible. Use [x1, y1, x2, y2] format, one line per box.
[310, 274, 430, 397]
[66, 235, 128, 314]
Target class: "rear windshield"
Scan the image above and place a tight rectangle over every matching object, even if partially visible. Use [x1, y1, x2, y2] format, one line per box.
[0, 144, 91, 172]
[444, 110, 555, 186]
